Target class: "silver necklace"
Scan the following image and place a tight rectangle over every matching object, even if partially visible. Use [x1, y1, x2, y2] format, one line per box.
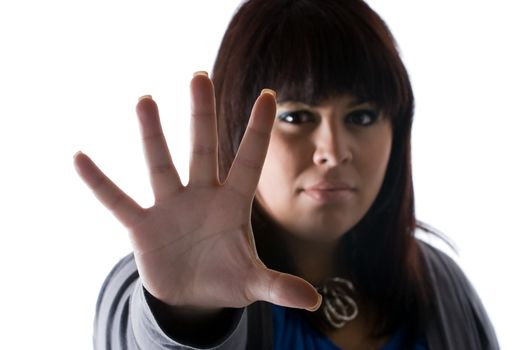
[316, 277, 359, 328]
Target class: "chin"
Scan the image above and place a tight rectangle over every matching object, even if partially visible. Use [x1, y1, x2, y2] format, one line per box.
[292, 224, 352, 243]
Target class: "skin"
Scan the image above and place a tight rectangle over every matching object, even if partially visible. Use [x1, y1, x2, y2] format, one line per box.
[256, 95, 393, 284]
[74, 74, 322, 315]
[74, 75, 393, 348]
[255, 95, 393, 349]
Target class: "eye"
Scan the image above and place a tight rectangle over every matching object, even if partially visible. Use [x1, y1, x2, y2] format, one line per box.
[345, 109, 379, 126]
[277, 110, 316, 124]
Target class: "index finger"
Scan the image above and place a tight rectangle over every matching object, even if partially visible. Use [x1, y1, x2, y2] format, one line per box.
[225, 89, 276, 197]
[74, 152, 145, 228]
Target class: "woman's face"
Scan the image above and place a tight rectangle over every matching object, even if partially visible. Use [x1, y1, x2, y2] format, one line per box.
[255, 94, 392, 243]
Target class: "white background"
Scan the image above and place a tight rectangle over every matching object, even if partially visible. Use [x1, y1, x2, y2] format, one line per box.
[0, 1, 523, 348]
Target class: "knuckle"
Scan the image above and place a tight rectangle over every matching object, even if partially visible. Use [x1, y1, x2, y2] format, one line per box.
[126, 208, 148, 230]
[192, 144, 216, 156]
[243, 266, 262, 302]
[223, 183, 251, 201]
[247, 125, 271, 140]
[191, 112, 216, 119]
[236, 156, 262, 172]
[150, 163, 174, 175]
[142, 132, 163, 143]
[108, 192, 126, 212]
[91, 174, 107, 192]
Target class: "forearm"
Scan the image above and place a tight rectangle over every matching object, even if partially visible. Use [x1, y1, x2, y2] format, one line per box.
[94, 254, 248, 350]
[138, 285, 246, 348]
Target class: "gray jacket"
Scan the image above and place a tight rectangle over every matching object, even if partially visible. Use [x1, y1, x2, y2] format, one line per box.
[94, 241, 499, 349]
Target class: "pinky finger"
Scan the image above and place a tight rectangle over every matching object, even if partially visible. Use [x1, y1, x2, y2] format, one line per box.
[73, 151, 145, 228]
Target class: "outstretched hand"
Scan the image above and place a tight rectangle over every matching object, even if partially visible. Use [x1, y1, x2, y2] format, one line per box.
[74, 72, 321, 312]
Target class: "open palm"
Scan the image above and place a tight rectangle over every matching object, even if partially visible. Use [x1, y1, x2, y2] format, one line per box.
[74, 73, 320, 312]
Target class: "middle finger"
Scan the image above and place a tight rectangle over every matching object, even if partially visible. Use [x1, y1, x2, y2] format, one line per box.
[188, 72, 219, 187]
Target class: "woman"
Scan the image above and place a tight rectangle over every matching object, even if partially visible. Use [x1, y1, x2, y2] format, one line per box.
[74, 0, 499, 349]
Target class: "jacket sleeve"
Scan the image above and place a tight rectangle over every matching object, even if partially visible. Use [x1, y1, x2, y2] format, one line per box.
[419, 242, 499, 350]
[93, 253, 248, 350]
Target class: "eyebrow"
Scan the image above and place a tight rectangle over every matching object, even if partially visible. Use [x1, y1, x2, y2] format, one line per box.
[277, 97, 373, 109]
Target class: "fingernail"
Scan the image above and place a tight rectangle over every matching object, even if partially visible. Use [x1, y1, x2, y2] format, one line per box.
[260, 88, 276, 98]
[306, 293, 322, 312]
[193, 71, 208, 77]
[73, 150, 83, 159]
[138, 95, 152, 101]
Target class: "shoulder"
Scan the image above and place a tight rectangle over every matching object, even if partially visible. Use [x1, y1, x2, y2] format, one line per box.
[417, 240, 487, 306]
[416, 240, 500, 349]
[417, 240, 481, 313]
[417, 240, 467, 285]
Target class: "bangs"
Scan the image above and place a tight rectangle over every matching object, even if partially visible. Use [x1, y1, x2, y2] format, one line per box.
[240, 0, 410, 119]
[213, 1, 423, 338]
[213, 0, 415, 173]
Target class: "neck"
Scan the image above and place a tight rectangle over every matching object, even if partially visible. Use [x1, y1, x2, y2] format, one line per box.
[281, 233, 340, 285]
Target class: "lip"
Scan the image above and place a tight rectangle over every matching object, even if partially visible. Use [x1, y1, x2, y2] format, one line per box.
[303, 181, 356, 191]
[302, 181, 356, 203]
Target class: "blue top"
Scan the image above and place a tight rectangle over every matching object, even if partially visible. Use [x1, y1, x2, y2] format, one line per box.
[272, 305, 428, 350]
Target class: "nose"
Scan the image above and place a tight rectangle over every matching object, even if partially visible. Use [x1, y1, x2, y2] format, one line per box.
[312, 122, 352, 167]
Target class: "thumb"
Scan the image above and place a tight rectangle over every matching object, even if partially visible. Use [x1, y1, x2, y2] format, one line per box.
[247, 266, 322, 311]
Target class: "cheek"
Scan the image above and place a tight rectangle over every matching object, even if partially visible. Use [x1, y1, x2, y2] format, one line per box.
[358, 125, 392, 188]
[374, 136, 392, 175]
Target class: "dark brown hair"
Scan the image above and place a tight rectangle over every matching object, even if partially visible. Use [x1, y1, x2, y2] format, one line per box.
[212, 0, 432, 343]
